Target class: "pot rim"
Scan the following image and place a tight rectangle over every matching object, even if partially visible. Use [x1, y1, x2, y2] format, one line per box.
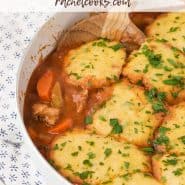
[16, 12, 71, 185]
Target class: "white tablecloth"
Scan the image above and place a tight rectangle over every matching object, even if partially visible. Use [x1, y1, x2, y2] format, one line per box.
[0, 12, 53, 185]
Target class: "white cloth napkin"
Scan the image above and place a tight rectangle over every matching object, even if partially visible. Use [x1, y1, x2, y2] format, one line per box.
[0, 12, 53, 185]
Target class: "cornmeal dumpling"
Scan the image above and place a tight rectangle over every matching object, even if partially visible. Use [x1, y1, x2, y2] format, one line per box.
[123, 39, 185, 104]
[87, 80, 163, 146]
[50, 130, 150, 185]
[153, 154, 185, 185]
[107, 172, 162, 185]
[64, 39, 126, 88]
[146, 12, 185, 52]
[154, 102, 185, 155]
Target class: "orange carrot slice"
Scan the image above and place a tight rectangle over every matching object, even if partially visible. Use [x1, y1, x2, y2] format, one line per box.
[48, 118, 73, 134]
[37, 70, 54, 101]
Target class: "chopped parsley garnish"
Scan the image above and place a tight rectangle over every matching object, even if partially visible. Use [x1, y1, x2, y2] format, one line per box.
[167, 58, 178, 68]
[152, 102, 166, 113]
[142, 147, 154, 154]
[71, 152, 79, 156]
[142, 45, 162, 68]
[159, 126, 171, 134]
[87, 152, 96, 159]
[124, 162, 130, 169]
[163, 66, 173, 71]
[75, 171, 94, 180]
[109, 43, 123, 51]
[61, 142, 67, 147]
[69, 72, 81, 80]
[83, 159, 93, 167]
[156, 38, 168, 43]
[64, 164, 73, 171]
[93, 39, 123, 52]
[173, 168, 183, 176]
[109, 118, 123, 134]
[145, 88, 166, 113]
[154, 127, 170, 145]
[163, 158, 178, 166]
[99, 162, 104, 166]
[157, 92, 166, 101]
[96, 40, 107, 47]
[167, 58, 185, 68]
[145, 88, 157, 101]
[104, 148, 112, 158]
[172, 46, 180, 52]
[84, 116, 93, 125]
[53, 144, 59, 150]
[178, 135, 185, 144]
[113, 75, 119, 82]
[163, 76, 184, 86]
[136, 80, 143, 86]
[154, 135, 169, 145]
[99, 115, 106, 121]
[145, 88, 166, 102]
[171, 92, 179, 98]
[134, 128, 138, 134]
[86, 141, 95, 146]
[143, 64, 149, 73]
[173, 124, 180, 128]
[168, 26, 179, 33]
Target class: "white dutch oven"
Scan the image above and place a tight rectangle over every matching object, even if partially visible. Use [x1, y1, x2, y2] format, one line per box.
[16, 12, 89, 185]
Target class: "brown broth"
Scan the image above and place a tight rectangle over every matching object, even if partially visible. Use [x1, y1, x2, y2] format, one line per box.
[24, 46, 113, 158]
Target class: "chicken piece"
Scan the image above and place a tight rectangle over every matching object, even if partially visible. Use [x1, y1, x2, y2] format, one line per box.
[87, 86, 113, 115]
[32, 103, 60, 126]
[72, 89, 88, 113]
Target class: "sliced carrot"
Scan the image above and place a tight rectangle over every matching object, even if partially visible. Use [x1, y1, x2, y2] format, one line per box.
[48, 118, 73, 134]
[37, 70, 54, 101]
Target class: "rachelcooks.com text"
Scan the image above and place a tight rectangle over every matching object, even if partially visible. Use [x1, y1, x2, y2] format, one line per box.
[55, 0, 131, 8]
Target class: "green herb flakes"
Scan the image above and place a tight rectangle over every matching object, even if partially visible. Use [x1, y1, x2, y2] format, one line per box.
[109, 118, 123, 134]
[83, 159, 93, 167]
[168, 27, 179, 33]
[142, 45, 162, 68]
[163, 158, 178, 166]
[163, 76, 184, 86]
[173, 168, 183, 176]
[156, 38, 168, 43]
[87, 152, 96, 159]
[104, 148, 112, 158]
[53, 144, 59, 150]
[71, 152, 79, 157]
[84, 116, 93, 125]
[109, 43, 123, 51]
[124, 162, 130, 169]
[75, 171, 94, 180]
[99, 115, 106, 121]
[142, 147, 154, 154]
[86, 141, 95, 146]
[154, 134, 169, 145]
[178, 135, 185, 144]
[69, 72, 82, 80]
